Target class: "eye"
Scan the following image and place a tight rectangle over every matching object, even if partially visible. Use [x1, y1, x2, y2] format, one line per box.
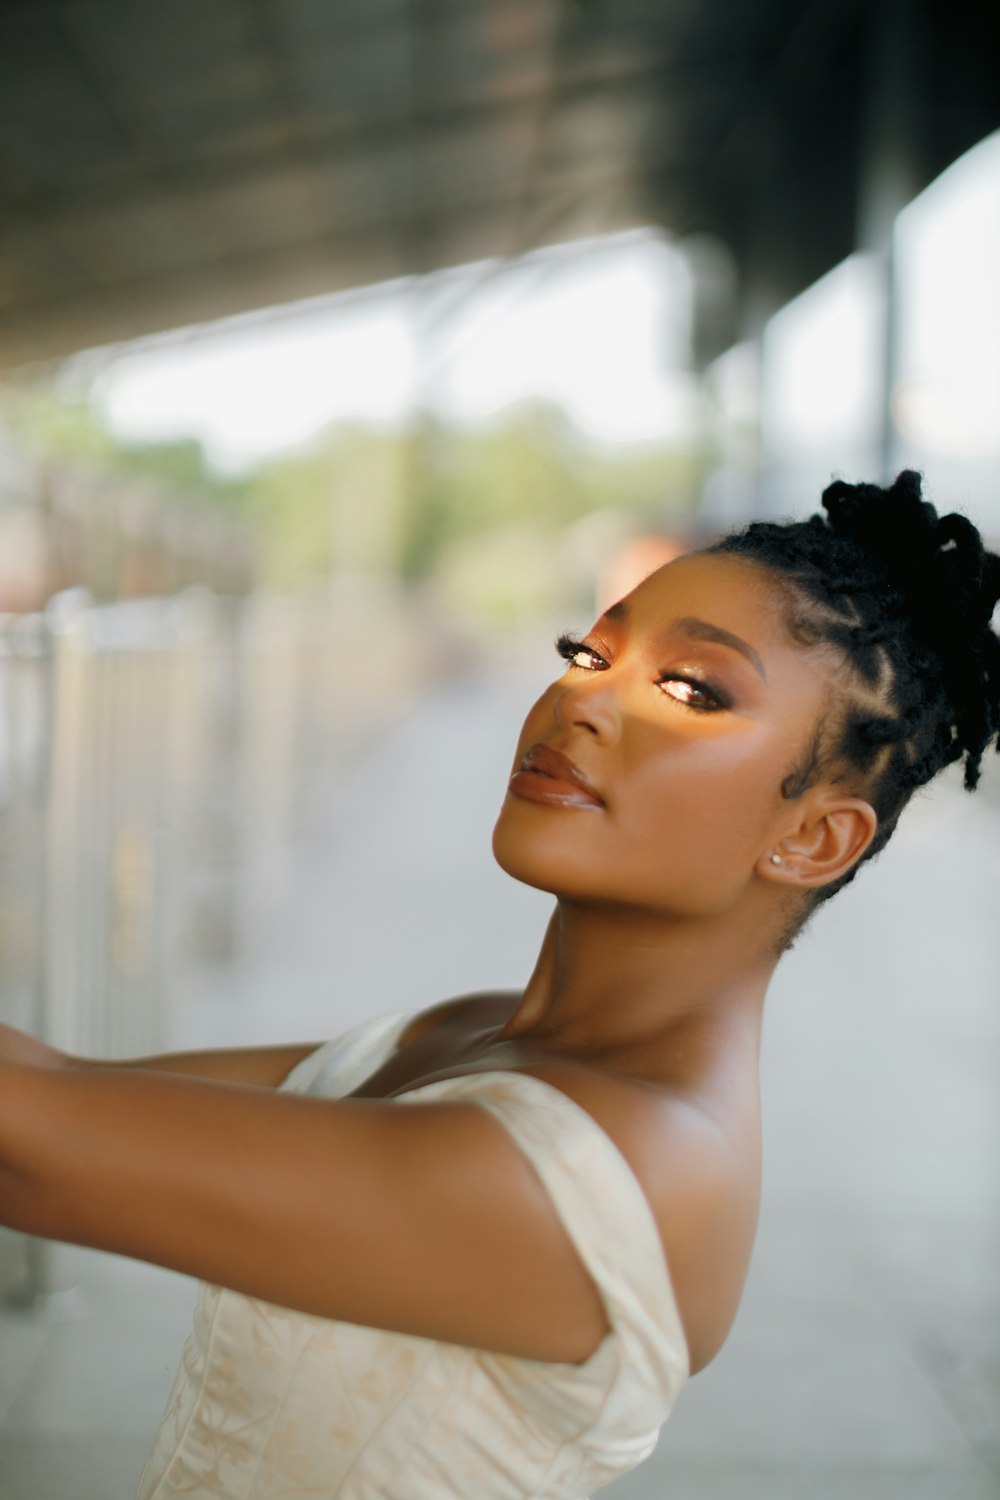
[555, 632, 607, 671]
[657, 674, 726, 713]
[555, 632, 730, 713]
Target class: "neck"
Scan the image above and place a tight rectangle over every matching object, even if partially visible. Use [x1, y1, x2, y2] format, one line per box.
[497, 899, 778, 1091]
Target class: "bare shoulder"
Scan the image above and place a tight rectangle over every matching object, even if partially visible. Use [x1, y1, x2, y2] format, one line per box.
[396, 996, 759, 1373]
[515, 1059, 761, 1376]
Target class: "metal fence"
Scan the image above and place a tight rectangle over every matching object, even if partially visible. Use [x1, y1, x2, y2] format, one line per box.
[0, 610, 50, 1042]
[0, 592, 215, 1060]
[0, 591, 216, 1302]
[0, 584, 417, 1049]
[0, 579, 449, 1299]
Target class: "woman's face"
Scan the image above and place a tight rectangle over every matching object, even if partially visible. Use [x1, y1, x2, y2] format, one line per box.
[492, 551, 836, 917]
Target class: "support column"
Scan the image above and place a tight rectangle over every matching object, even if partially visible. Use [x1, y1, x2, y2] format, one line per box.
[857, 0, 926, 482]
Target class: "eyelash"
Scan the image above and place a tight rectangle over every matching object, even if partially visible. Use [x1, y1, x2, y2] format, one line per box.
[554, 632, 729, 714]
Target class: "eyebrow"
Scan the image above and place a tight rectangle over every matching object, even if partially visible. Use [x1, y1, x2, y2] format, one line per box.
[600, 600, 767, 683]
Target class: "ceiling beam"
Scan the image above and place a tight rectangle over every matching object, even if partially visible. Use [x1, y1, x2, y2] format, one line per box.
[0, 169, 649, 371]
[0, 53, 723, 239]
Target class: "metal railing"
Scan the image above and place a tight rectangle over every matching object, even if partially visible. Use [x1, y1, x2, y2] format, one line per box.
[0, 610, 50, 1044]
[0, 579, 446, 1302]
[38, 591, 215, 1058]
[2, 593, 215, 1057]
[0, 590, 215, 1302]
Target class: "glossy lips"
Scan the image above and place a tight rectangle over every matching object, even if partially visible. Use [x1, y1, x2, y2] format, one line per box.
[508, 743, 605, 809]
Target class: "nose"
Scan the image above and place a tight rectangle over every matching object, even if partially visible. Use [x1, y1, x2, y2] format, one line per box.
[552, 671, 619, 740]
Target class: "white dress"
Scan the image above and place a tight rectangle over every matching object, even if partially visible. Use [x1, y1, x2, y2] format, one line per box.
[135, 1008, 690, 1499]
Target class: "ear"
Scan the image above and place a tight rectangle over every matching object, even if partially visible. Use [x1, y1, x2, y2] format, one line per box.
[758, 793, 878, 891]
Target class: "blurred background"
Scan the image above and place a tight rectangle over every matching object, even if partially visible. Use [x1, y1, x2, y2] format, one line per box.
[0, 2, 998, 1497]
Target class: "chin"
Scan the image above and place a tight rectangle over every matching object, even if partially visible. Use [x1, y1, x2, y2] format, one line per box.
[491, 798, 612, 901]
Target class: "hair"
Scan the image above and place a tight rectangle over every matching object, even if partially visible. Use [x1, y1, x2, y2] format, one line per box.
[703, 470, 1000, 949]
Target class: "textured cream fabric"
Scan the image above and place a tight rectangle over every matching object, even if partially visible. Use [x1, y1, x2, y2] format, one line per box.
[135, 1008, 689, 1499]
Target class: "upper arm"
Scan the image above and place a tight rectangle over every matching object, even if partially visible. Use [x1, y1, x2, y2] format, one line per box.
[93, 1043, 326, 1088]
[7, 1065, 611, 1365]
[86, 988, 517, 1088]
[2, 1025, 322, 1090]
[281, 1095, 613, 1364]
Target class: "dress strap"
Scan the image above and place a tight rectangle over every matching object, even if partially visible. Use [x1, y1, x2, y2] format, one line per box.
[278, 1007, 416, 1096]
[392, 1069, 690, 1406]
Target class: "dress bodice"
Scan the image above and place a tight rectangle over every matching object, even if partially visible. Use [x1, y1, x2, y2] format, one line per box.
[135, 1008, 689, 1499]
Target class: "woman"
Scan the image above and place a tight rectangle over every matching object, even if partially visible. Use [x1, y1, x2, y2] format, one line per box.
[1, 471, 997, 1498]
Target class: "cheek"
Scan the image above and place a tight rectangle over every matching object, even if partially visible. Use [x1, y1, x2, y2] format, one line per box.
[493, 689, 799, 911]
[492, 738, 778, 910]
[614, 724, 785, 883]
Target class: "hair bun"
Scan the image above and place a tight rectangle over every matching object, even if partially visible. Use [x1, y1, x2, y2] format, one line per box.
[817, 469, 1000, 793]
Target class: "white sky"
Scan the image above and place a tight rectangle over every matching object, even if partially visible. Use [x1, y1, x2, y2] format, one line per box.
[88, 229, 696, 474]
[74, 132, 1000, 509]
[762, 252, 884, 456]
[893, 130, 1000, 456]
[761, 130, 1000, 467]
[754, 130, 1000, 532]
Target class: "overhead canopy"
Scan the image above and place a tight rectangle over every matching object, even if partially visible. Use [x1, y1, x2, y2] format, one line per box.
[1, 0, 998, 370]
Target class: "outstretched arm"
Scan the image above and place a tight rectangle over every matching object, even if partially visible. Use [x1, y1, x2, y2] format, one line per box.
[0, 1023, 323, 1088]
[0, 994, 486, 1088]
[0, 1055, 611, 1365]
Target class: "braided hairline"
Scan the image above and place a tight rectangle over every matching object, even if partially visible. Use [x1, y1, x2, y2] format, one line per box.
[697, 472, 1000, 953]
[700, 535, 959, 918]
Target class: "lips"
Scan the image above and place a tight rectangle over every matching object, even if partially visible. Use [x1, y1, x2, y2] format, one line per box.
[508, 743, 605, 808]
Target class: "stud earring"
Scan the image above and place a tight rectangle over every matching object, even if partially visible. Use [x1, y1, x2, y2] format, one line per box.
[770, 853, 782, 865]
